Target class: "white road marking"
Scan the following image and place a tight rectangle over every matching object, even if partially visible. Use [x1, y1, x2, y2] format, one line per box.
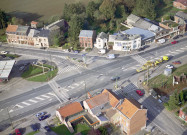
[63, 88, 69, 91]
[74, 83, 79, 86]
[176, 50, 184, 52]
[21, 102, 31, 106]
[180, 48, 186, 49]
[15, 104, 24, 108]
[166, 54, 170, 56]
[41, 95, 50, 98]
[9, 109, 14, 113]
[0, 109, 4, 112]
[47, 92, 55, 96]
[35, 97, 45, 100]
[28, 99, 38, 103]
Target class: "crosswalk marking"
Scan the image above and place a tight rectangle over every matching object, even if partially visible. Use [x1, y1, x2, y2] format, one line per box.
[28, 99, 38, 103]
[131, 54, 147, 65]
[15, 104, 24, 108]
[21, 102, 31, 106]
[35, 96, 45, 100]
[47, 92, 55, 96]
[176, 50, 184, 52]
[41, 95, 51, 98]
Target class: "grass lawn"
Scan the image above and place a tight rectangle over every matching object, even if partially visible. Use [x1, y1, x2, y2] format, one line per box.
[27, 68, 58, 82]
[21, 65, 47, 78]
[0, 29, 6, 42]
[148, 64, 187, 94]
[5, 54, 20, 58]
[0, 0, 92, 23]
[26, 131, 39, 135]
[51, 124, 73, 135]
[74, 123, 91, 135]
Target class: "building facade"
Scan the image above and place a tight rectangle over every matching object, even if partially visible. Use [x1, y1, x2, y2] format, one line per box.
[94, 32, 108, 49]
[109, 32, 141, 51]
[173, 0, 187, 10]
[175, 11, 187, 31]
[79, 30, 96, 48]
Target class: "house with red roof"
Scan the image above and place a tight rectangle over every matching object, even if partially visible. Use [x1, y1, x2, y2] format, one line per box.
[173, 0, 187, 10]
[179, 105, 187, 122]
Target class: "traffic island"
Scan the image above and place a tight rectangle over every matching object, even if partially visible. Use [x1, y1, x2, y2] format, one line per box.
[21, 64, 58, 82]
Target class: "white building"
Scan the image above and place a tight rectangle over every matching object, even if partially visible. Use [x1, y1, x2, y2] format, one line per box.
[94, 32, 108, 49]
[109, 32, 141, 51]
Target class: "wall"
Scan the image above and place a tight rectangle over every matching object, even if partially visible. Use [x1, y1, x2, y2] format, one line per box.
[94, 38, 107, 49]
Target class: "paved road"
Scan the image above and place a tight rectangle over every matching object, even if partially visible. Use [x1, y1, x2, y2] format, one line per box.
[0, 37, 187, 134]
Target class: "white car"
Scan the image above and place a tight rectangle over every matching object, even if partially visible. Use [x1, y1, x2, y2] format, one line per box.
[166, 65, 174, 69]
[1, 51, 8, 54]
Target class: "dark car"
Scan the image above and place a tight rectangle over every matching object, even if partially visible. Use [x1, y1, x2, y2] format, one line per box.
[111, 76, 120, 81]
[31, 124, 38, 131]
[44, 126, 51, 132]
[40, 47, 47, 49]
[38, 114, 49, 121]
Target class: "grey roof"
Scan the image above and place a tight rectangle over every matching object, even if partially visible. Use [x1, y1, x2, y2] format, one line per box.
[127, 14, 141, 24]
[176, 11, 187, 21]
[133, 18, 153, 30]
[91, 102, 112, 116]
[123, 27, 155, 40]
[111, 32, 140, 41]
[97, 32, 108, 39]
[16, 26, 29, 33]
[46, 19, 66, 30]
[79, 30, 94, 38]
[28, 29, 40, 37]
[0, 60, 15, 79]
[39, 29, 50, 37]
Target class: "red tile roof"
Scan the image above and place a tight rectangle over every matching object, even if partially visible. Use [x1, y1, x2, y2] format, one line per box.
[58, 102, 83, 118]
[6, 25, 18, 32]
[175, 0, 187, 6]
[31, 21, 38, 25]
[117, 99, 143, 119]
[85, 89, 119, 109]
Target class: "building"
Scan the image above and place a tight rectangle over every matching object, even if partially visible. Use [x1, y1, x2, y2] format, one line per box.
[108, 32, 141, 51]
[0, 60, 15, 82]
[173, 0, 187, 10]
[175, 11, 187, 31]
[31, 21, 38, 28]
[94, 32, 108, 49]
[56, 102, 99, 133]
[116, 99, 147, 135]
[179, 105, 187, 122]
[79, 30, 96, 48]
[83, 89, 147, 135]
[123, 27, 155, 45]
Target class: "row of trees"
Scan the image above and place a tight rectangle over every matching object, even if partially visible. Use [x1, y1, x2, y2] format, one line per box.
[164, 90, 187, 111]
[0, 9, 8, 29]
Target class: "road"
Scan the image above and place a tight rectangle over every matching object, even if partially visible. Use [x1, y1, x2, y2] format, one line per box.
[0, 37, 187, 134]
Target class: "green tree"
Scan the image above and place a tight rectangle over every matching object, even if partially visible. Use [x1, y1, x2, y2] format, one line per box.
[99, 0, 116, 20]
[179, 91, 185, 105]
[11, 17, 24, 25]
[86, 1, 97, 20]
[115, 5, 127, 18]
[68, 15, 84, 49]
[0, 9, 8, 29]
[167, 90, 179, 110]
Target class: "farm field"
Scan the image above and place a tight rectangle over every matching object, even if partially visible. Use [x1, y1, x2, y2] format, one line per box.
[0, 0, 92, 22]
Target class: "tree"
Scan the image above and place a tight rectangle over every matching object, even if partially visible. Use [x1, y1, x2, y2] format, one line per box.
[0, 9, 8, 29]
[11, 17, 24, 25]
[88, 128, 101, 135]
[68, 15, 84, 49]
[179, 90, 185, 105]
[86, 1, 97, 21]
[99, 0, 116, 20]
[167, 90, 180, 110]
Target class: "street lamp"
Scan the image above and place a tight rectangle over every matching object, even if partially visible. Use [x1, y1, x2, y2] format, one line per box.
[6, 107, 13, 129]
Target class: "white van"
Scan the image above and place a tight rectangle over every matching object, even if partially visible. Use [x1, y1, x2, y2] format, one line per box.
[98, 49, 106, 54]
[106, 54, 115, 59]
[158, 39, 165, 44]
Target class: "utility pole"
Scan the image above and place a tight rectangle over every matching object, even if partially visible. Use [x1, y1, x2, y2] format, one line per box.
[7, 107, 13, 129]
[147, 66, 150, 86]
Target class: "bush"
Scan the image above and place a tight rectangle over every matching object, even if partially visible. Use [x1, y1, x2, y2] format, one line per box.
[85, 48, 92, 52]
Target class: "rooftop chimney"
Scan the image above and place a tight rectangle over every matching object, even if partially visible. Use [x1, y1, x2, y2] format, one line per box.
[140, 105, 143, 109]
[87, 92, 92, 98]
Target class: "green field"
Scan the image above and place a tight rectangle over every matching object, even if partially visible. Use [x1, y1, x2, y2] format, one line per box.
[0, 0, 92, 22]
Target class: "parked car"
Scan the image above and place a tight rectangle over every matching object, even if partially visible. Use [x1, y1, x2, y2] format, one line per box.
[31, 124, 38, 132]
[15, 129, 21, 135]
[74, 50, 79, 53]
[171, 41, 177, 44]
[44, 126, 51, 132]
[40, 47, 47, 49]
[172, 61, 181, 65]
[107, 54, 115, 59]
[111, 76, 120, 81]
[36, 112, 46, 118]
[1, 51, 8, 54]
[38, 114, 49, 121]
[166, 65, 174, 69]
[136, 90, 144, 96]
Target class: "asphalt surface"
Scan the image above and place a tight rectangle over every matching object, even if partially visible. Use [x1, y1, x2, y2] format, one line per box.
[0, 37, 187, 134]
